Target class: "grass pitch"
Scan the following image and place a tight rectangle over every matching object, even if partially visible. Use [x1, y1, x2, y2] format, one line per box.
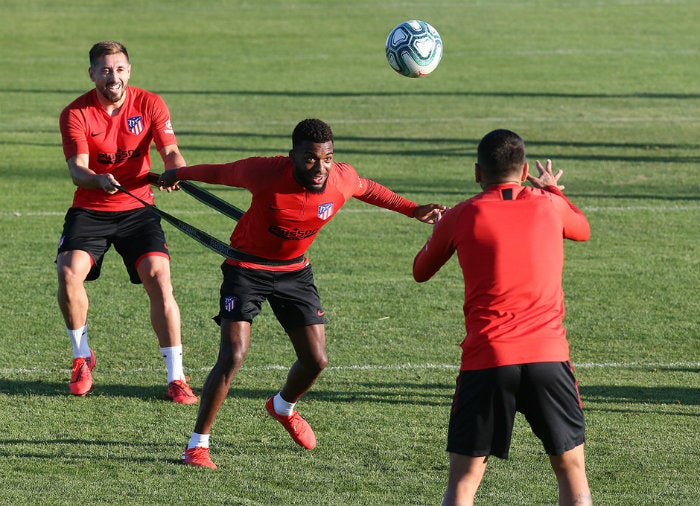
[1, 0, 698, 504]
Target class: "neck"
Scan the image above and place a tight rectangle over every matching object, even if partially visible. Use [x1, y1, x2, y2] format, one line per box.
[96, 91, 126, 117]
[480, 180, 521, 190]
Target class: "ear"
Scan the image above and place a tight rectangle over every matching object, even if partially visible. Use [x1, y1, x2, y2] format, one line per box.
[474, 162, 482, 183]
[520, 161, 529, 182]
[288, 149, 294, 158]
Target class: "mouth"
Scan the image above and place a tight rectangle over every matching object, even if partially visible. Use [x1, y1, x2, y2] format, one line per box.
[100, 82, 125, 103]
[305, 173, 327, 193]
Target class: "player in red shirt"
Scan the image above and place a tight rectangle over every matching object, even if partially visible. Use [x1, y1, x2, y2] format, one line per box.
[158, 119, 446, 469]
[413, 130, 592, 505]
[57, 41, 196, 404]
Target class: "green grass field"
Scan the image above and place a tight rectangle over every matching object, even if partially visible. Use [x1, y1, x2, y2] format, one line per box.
[1, 0, 698, 504]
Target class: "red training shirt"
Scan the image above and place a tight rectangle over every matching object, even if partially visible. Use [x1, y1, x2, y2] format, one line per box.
[413, 184, 590, 370]
[176, 156, 418, 271]
[59, 87, 178, 211]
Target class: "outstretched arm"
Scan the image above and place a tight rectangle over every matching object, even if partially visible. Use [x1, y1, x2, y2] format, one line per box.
[355, 177, 446, 223]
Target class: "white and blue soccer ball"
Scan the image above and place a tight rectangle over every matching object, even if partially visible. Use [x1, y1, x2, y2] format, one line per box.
[385, 20, 443, 78]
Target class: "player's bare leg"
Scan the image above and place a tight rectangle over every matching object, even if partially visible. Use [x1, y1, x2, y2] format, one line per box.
[442, 453, 488, 506]
[280, 324, 328, 402]
[181, 319, 249, 467]
[56, 250, 92, 330]
[549, 444, 592, 506]
[138, 255, 195, 404]
[137, 255, 181, 348]
[57, 250, 96, 395]
[194, 319, 251, 434]
[260, 324, 327, 450]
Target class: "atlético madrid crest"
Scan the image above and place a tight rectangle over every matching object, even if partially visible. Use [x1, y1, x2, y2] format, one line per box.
[127, 115, 143, 135]
[318, 203, 333, 220]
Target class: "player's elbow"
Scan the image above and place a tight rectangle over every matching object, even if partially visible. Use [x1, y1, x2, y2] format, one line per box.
[412, 263, 432, 283]
[574, 223, 591, 241]
[566, 220, 591, 242]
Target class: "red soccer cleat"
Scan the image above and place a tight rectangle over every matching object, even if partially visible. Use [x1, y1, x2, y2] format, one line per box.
[167, 379, 198, 405]
[69, 348, 96, 396]
[265, 397, 317, 450]
[181, 447, 218, 469]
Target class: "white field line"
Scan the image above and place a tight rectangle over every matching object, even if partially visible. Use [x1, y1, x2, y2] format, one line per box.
[1, 361, 698, 376]
[1, 205, 698, 218]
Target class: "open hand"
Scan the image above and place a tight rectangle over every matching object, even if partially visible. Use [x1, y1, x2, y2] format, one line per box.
[527, 159, 565, 190]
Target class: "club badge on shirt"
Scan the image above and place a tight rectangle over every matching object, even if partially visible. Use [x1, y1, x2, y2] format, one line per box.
[318, 203, 333, 221]
[127, 115, 143, 135]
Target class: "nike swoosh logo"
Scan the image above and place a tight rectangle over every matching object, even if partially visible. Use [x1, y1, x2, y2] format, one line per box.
[317, 310, 325, 317]
[90, 132, 103, 137]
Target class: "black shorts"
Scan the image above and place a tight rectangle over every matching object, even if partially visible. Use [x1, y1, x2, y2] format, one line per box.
[447, 362, 585, 459]
[217, 262, 326, 331]
[57, 207, 170, 284]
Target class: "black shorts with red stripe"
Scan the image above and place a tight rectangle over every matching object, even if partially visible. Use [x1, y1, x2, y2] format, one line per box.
[57, 207, 169, 284]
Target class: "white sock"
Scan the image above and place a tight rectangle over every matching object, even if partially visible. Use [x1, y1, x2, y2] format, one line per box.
[160, 345, 185, 384]
[188, 432, 210, 449]
[67, 324, 90, 358]
[273, 392, 296, 416]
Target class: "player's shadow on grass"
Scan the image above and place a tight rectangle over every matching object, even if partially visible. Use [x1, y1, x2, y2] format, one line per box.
[0, 438, 166, 462]
[0, 379, 178, 402]
[0, 379, 289, 403]
[0, 378, 450, 407]
[4, 380, 698, 413]
[305, 381, 452, 407]
[580, 384, 700, 415]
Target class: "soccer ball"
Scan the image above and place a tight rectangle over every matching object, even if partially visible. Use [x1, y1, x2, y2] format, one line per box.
[385, 20, 443, 78]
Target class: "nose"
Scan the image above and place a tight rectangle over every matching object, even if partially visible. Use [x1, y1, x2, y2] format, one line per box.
[309, 159, 322, 173]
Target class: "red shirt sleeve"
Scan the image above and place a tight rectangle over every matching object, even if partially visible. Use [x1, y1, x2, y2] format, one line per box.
[413, 205, 459, 282]
[148, 92, 178, 152]
[59, 100, 88, 160]
[544, 186, 591, 241]
[176, 156, 278, 188]
[353, 178, 417, 217]
[176, 163, 236, 184]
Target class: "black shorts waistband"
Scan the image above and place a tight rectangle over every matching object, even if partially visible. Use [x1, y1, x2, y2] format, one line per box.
[227, 252, 307, 266]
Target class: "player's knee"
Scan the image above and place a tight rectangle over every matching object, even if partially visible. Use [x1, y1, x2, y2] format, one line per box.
[217, 340, 248, 372]
[549, 444, 586, 476]
[57, 254, 90, 285]
[302, 352, 328, 374]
